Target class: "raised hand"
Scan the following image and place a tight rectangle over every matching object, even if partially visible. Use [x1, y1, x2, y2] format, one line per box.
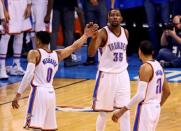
[84, 22, 99, 38]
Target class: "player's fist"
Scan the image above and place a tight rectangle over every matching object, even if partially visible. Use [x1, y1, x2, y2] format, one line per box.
[112, 109, 122, 122]
[44, 14, 51, 24]
[112, 107, 128, 122]
[12, 93, 21, 109]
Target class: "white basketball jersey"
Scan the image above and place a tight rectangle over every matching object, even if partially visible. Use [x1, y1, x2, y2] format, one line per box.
[142, 60, 164, 104]
[32, 0, 48, 4]
[98, 26, 128, 73]
[31, 49, 58, 87]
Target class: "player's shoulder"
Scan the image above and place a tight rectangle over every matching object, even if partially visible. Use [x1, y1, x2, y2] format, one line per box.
[139, 62, 154, 81]
[99, 27, 107, 35]
[98, 27, 108, 47]
[28, 49, 39, 54]
[139, 62, 153, 74]
[121, 26, 129, 39]
[28, 49, 40, 58]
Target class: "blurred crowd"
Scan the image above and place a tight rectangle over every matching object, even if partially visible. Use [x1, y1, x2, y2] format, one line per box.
[0, 0, 181, 80]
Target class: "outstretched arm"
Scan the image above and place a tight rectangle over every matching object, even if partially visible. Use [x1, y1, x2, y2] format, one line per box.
[112, 63, 153, 122]
[12, 50, 39, 109]
[88, 28, 107, 57]
[56, 22, 99, 61]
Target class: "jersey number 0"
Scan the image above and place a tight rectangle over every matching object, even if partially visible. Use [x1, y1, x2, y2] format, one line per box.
[47, 67, 53, 82]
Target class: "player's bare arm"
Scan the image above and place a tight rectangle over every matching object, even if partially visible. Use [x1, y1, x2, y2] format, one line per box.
[139, 63, 153, 82]
[88, 28, 107, 57]
[124, 28, 129, 40]
[44, 0, 54, 23]
[160, 76, 170, 106]
[24, 1, 31, 19]
[12, 50, 39, 109]
[56, 22, 99, 61]
[1, 0, 9, 22]
[27, 49, 40, 64]
[112, 63, 152, 122]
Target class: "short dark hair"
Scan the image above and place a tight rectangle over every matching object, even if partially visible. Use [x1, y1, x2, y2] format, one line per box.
[108, 8, 121, 16]
[139, 40, 153, 55]
[36, 31, 51, 45]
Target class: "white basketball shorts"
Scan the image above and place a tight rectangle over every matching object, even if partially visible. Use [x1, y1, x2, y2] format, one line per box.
[93, 70, 131, 111]
[133, 102, 161, 131]
[7, 0, 31, 33]
[31, 2, 52, 32]
[24, 86, 57, 130]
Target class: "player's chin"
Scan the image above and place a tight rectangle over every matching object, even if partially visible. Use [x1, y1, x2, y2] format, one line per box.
[112, 22, 119, 27]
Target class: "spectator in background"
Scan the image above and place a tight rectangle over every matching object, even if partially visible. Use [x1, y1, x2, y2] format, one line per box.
[27, 0, 53, 49]
[50, 0, 79, 67]
[144, 0, 170, 57]
[82, 0, 107, 65]
[0, 0, 32, 80]
[158, 15, 181, 67]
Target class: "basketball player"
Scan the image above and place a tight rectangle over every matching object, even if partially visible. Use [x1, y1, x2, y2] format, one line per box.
[12, 22, 98, 130]
[0, 0, 32, 79]
[28, 0, 53, 49]
[112, 40, 171, 131]
[88, 9, 131, 131]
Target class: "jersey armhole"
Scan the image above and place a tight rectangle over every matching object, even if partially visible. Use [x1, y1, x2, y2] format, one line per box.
[55, 51, 60, 62]
[123, 28, 128, 40]
[145, 62, 154, 82]
[36, 49, 41, 66]
[139, 62, 154, 82]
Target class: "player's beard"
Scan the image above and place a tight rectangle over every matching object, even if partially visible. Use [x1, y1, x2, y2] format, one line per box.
[111, 22, 120, 27]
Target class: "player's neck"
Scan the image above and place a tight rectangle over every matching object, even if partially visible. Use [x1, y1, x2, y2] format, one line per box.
[108, 26, 121, 36]
[40, 45, 50, 52]
[142, 56, 153, 63]
[109, 25, 120, 31]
